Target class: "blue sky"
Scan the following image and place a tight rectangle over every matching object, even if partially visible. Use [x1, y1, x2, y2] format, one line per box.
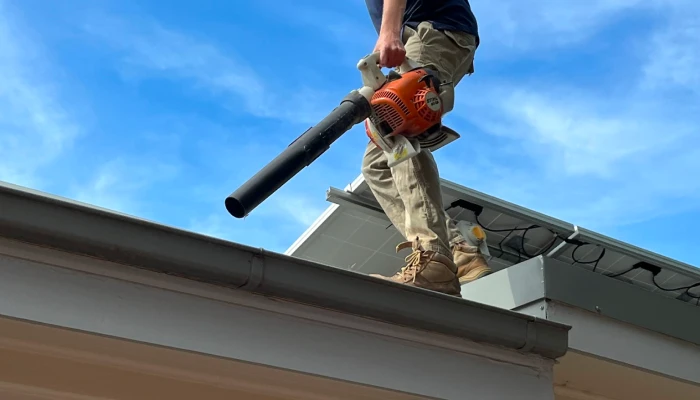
[1, 0, 699, 267]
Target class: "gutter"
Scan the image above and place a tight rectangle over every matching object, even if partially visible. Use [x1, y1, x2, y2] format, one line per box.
[0, 181, 571, 359]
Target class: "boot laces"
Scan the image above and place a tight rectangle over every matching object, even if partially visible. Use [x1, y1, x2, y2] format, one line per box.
[395, 237, 429, 282]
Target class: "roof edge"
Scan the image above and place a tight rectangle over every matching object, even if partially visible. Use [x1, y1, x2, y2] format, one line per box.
[0, 181, 570, 359]
[542, 256, 700, 346]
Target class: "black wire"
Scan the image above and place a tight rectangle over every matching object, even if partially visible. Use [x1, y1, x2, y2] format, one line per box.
[446, 203, 529, 260]
[475, 214, 529, 233]
[686, 288, 700, 302]
[570, 243, 606, 272]
[651, 274, 700, 292]
[495, 228, 515, 259]
[647, 273, 700, 307]
[605, 265, 637, 278]
[689, 290, 700, 306]
[521, 224, 559, 257]
[474, 214, 529, 261]
[446, 206, 519, 259]
[475, 214, 558, 257]
[452, 201, 699, 306]
[475, 213, 587, 260]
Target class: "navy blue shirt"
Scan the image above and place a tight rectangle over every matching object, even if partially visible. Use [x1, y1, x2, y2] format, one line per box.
[365, 0, 479, 45]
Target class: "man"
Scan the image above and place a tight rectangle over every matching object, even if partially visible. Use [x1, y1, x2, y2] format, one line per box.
[362, 0, 490, 297]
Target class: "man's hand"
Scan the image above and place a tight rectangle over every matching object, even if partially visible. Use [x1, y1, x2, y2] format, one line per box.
[374, 33, 406, 68]
[374, 0, 407, 68]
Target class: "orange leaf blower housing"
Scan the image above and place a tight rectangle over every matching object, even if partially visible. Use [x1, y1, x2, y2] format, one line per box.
[365, 67, 444, 147]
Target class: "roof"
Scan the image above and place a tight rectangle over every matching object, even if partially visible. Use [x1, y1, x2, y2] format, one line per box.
[286, 174, 700, 353]
[287, 174, 700, 307]
[0, 180, 570, 360]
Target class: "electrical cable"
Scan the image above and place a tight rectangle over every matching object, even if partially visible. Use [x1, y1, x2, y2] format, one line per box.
[496, 229, 515, 260]
[472, 203, 609, 273]
[648, 271, 700, 307]
[474, 213, 575, 259]
[448, 199, 700, 306]
[570, 243, 606, 272]
[605, 265, 637, 278]
[521, 224, 559, 257]
[686, 288, 700, 306]
[689, 290, 700, 306]
[651, 274, 700, 293]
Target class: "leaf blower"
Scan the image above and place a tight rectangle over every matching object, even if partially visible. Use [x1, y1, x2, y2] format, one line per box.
[225, 52, 461, 219]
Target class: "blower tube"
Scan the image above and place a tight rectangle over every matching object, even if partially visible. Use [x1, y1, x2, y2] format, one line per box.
[225, 90, 372, 218]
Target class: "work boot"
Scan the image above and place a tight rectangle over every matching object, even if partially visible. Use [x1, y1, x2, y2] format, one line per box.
[370, 237, 462, 297]
[452, 242, 491, 283]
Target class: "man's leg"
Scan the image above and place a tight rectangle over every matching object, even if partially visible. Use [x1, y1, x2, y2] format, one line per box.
[391, 140, 451, 255]
[362, 22, 483, 296]
[446, 216, 465, 247]
[362, 183, 480, 275]
[361, 141, 408, 236]
[447, 216, 491, 282]
[361, 149, 465, 250]
[363, 139, 462, 296]
[403, 22, 490, 283]
[396, 21, 477, 252]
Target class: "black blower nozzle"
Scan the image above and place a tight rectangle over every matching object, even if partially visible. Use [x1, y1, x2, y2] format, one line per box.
[225, 90, 372, 218]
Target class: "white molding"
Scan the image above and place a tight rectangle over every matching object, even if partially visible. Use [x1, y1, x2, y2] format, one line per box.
[0, 335, 311, 399]
[548, 302, 700, 385]
[0, 323, 359, 400]
[0, 382, 112, 400]
[554, 386, 618, 400]
[0, 317, 424, 400]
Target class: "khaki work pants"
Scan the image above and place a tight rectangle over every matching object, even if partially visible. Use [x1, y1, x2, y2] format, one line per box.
[361, 21, 478, 257]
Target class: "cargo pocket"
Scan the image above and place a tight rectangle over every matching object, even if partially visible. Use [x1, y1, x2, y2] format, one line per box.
[443, 30, 477, 76]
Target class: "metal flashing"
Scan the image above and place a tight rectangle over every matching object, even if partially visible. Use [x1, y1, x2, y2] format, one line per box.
[462, 256, 700, 347]
[541, 257, 700, 346]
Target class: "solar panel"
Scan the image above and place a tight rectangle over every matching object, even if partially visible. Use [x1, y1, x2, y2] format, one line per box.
[286, 175, 700, 306]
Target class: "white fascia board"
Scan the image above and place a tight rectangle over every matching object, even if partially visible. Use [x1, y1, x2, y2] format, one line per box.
[548, 302, 700, 386]
[0, 238, 556, 400]
[462, 257, 700, 385]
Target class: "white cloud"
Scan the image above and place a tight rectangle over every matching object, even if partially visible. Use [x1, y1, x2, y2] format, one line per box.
[253, 0, 377, 60]
[81, 15, 335, 126]
[186, 192, 324, 251]
[642, 12, 700, 93]
[459, 85, 691, 178]
[438, 0, 700, 231]
[188, 213, 238, 241]
[70, 157, 180, 216]
[472, 0, 699, 55]
[0, 1, 81, 188]
[447, 79, 699, 230]
[266, 193, 327, 227]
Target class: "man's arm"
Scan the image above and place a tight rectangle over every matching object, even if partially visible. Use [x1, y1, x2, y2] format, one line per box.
[379, 0, 406, 39]
[374, 0, 406, 68]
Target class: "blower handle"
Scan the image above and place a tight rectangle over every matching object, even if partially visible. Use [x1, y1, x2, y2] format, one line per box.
[356, 52, 422, 93]
[357, 53, 387, 92]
